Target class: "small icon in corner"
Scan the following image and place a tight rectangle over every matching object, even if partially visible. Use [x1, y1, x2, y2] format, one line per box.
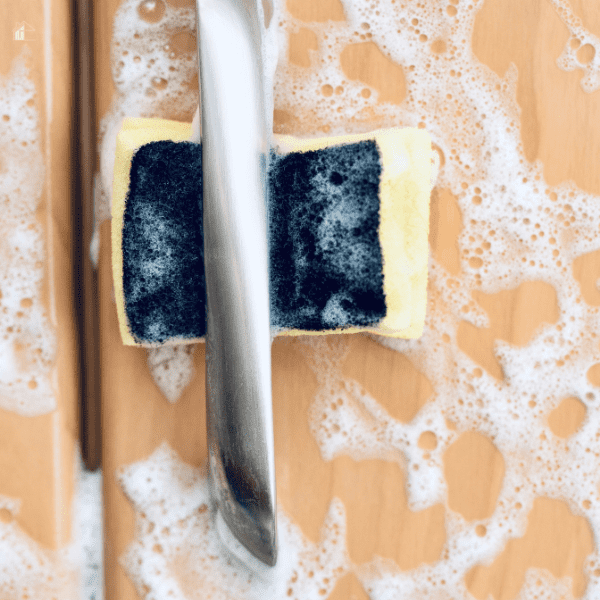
[13, 22, 35, 41]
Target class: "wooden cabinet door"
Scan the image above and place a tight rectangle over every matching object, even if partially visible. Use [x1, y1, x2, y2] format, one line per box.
[0, 0, 80, 597]
[95, 1, 600, 599]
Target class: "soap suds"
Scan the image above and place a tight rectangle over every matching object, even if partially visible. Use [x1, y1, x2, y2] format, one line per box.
[0, 449, 103, 600]
[75, 463, 103, 600]
[101, 0, 600, 597]
[290, 0, 600, 597]
[117, 442, 349, 600]
[549, 0, 600, 93]
[0, 45, 101, 600]
[0, 49, 57, 416]
[147, 345, 196, 403]
[0, 499, 78, 599]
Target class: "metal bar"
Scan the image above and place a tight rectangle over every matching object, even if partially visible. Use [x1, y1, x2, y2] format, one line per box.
[196, 0, 277, 566]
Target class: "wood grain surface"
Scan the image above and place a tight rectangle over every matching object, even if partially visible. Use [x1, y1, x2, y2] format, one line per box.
[0, 0, 79, 553]
[94, 0, 600, 599]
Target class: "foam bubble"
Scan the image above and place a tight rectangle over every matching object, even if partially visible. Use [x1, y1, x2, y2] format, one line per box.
[0, 49, 57, 416]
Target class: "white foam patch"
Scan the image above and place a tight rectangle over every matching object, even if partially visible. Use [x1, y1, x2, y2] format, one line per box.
[549, 0, 600, 93]
[117, 442, 349, 600]
[147, 344, 196, 403]
[299, 338, 445, 509]
[0, 507, 78, 599]
[127, 204, 179, 303]
[75, 463, 103, 600]
[355, 560, 577, 600]
[516, 570, 575, 600]
[0, 48, 57, 416]
[0, 447, 104, 600]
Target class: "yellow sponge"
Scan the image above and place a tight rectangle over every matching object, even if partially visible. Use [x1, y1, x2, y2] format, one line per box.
[112, 118, 195, 346]
[111, 117, 432, 346]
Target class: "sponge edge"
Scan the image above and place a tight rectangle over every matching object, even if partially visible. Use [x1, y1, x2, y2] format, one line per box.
[112, 118, 194, 347]
[112, 118, 432, 346]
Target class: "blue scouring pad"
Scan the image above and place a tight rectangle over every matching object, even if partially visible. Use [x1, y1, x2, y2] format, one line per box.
[112, 118, 433, 346]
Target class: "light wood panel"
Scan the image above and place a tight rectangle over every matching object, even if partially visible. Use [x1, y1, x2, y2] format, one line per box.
[95, 0, 600, 598]
[0, 0, 78, 555]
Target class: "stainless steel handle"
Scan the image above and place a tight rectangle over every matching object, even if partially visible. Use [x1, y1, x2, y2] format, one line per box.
[196, 0, 277, 566]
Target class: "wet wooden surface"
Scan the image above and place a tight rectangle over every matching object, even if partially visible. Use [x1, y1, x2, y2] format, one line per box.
[95, 0, 600, 598]
[0, 0, 79, 551]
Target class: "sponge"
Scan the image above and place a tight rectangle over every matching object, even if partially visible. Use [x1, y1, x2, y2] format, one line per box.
[111, 118, 432, 347]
